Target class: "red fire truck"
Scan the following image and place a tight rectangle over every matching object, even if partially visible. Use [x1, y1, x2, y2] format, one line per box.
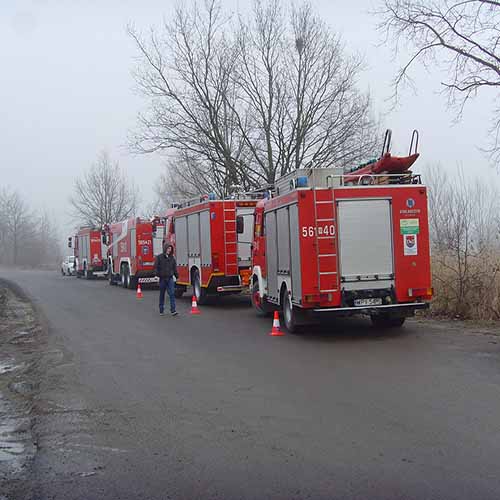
[69, 227, 108, 279]
[251, 167, 432, 332]
[105, 216, 166, 289]
[162, 194, 260, 304]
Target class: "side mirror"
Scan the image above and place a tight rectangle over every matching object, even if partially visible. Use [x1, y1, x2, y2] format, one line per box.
[236, 215, 244, 234]
[68, 237, 72, 248]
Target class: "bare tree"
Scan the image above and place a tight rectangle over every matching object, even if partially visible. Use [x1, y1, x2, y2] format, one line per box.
[286, 3, 378, 174]
[378, 0, 500, 163]
[70, 151, 138, 227]
[426, 165, 500, 318]
[144, 154, 204, 218]
[131, 0, 378, 193]
[0, 189, 31, 265]
[128, 0, 249, 196]
[34, 210, 62, 266]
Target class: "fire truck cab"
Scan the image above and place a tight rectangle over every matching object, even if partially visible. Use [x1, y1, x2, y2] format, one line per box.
[105, 216, 166, 289]
[163, 194, 260, 304]
[70, 227, 108, 279]
[251, 168, 432, 332]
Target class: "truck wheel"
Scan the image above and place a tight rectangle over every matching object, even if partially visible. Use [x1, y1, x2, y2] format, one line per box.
[174, 287, 185, 298]
[371, 315, 406, 329]
[128, 276, 137, 290]
[282, 290, 297, 333]
[192, 269, 208, 305]
[121, 265, 130, 289]
[251, 280, 271, 317]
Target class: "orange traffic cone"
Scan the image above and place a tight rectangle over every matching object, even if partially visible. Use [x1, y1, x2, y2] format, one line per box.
[190, 296, 201, 315]
[136, 283, 143, 299]
[269, 311, 284, 336]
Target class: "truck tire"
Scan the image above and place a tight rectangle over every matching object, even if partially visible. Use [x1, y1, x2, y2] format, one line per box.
[251, 280, 272, 317]
[371, 315, 406, 329]
[128, 275, 137, 290]
[108, 269, 115, 286]
[121, 265, 130, 289]
[174, 286, 185, 299]
[192, 269, 208, 305]
[282, 289, 298, 333]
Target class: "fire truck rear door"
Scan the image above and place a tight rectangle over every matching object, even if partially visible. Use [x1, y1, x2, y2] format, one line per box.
[265, 210, 278, 300]
[337, 198, 394, 291]
[237, 207, 254, 266]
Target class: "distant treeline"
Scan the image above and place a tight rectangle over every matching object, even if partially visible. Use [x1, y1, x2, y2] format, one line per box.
[0, 188, 61, 268]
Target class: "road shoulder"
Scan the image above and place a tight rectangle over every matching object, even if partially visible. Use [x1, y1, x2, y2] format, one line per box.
[0, 278, 48, 500]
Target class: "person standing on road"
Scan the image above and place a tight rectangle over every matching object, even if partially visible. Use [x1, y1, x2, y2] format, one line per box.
[155, 244, 179, 316]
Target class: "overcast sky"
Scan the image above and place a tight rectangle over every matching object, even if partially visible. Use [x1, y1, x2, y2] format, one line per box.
[1, 0, 498, 241]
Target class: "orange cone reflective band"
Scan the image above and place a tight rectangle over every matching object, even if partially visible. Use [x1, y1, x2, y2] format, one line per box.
[136, 284, 143, 299]
[269, 311, 284, 336]
[190, 296, 201, 315]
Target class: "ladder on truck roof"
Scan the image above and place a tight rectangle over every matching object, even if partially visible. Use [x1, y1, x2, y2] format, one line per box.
[222, 200, 238, 276]
[313, 189, 339, 294]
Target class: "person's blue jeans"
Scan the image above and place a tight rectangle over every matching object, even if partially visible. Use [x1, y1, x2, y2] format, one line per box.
[159, 277, 176, 313]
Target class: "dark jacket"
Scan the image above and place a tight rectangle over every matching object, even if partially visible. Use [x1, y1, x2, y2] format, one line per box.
[155, 253, 179, 280]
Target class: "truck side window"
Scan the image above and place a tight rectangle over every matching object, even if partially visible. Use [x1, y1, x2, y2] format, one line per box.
[236, 215, 244, 234]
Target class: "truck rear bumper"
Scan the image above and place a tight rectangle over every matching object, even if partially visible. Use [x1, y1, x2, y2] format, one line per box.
[313, 302, 429, 315]
[216, 285, 244, 293]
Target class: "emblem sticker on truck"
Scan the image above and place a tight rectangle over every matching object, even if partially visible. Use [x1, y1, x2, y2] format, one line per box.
[403, 234, 418, 256]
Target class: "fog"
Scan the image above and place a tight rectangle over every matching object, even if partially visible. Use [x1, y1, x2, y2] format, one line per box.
[1, 0, 497, 245]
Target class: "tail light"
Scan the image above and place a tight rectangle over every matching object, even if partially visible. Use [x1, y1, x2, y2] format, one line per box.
[319, 293, 333, 302]
[212, 253, 219, 272]
[408, 287, 433, 300]
[304, 294, 320, 303]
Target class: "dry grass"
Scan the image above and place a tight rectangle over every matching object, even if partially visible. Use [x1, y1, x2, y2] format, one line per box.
[430, 251, 500, 321]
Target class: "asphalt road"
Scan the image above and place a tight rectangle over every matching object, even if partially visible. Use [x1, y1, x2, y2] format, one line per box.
[2, 268, 500, 500]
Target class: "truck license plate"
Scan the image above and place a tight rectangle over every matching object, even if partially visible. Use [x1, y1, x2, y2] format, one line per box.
[354, 298, 383, 307]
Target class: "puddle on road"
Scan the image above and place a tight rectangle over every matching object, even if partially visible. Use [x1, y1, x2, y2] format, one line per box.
[0, 441, 25, 461]
[0, 362, 15, 375]
[0, 419, 26, 462]
[0, 361, 24, 375]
